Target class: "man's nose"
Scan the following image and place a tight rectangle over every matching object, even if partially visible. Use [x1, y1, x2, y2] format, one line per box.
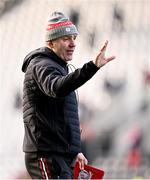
[69, 39, 76, 47]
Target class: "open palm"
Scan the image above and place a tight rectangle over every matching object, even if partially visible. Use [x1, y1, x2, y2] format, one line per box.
[94, 40, 116, 68]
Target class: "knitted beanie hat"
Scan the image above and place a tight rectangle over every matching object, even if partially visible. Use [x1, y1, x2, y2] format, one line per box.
[45, 11, 78, 41]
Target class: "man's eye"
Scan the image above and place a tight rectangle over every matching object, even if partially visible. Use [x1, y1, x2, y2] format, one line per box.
[74, 36, 77, 40]
[63, 37, 69, 40]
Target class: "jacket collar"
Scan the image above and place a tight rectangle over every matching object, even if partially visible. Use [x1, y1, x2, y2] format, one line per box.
[44, 47, 68, 68]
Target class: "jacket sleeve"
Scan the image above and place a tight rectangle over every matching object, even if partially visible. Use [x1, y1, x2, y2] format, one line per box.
[32, 59, 99, 97]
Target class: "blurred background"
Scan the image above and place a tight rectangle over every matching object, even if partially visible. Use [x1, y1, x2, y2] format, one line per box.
[0, 0, 150, 179]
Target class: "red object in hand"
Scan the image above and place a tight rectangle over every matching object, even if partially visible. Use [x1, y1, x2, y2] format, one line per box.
[73, 162, 105, 179]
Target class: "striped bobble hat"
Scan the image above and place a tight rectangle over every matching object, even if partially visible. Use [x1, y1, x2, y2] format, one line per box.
[45, 11, 78, 41]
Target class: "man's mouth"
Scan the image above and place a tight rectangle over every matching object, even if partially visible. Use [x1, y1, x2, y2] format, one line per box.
[67, 50, 74, 55]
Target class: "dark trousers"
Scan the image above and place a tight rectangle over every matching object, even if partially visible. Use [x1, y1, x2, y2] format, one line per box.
[25, 152, 74, 179]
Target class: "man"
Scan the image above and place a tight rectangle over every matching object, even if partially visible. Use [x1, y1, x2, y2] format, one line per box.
[22, 11, 115, 179]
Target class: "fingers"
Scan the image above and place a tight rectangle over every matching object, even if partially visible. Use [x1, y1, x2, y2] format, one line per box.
[79, 160, 84, 170]
[93, 40, 115, 68]
[79, 158, 88, 170]
[100, 40, 108, 52]
[79, 157, 88, 170]
[77, 153, 88, 170]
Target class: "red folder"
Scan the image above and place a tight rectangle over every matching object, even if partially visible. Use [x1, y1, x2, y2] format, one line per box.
[74, 162, 105, 179]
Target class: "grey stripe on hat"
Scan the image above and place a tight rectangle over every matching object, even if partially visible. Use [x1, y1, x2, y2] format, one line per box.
[45, 24, 78, 41]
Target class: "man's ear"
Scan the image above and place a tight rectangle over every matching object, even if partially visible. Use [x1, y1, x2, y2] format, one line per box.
[48, 41, 54, 48]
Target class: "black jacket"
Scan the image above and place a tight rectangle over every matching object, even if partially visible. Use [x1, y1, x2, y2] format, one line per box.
[22, 47, 99, 157]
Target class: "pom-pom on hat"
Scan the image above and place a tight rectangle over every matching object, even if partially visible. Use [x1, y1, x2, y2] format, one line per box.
[45, 11, 78, 41]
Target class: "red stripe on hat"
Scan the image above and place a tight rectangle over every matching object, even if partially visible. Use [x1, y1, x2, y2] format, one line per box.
[46, 20, 73, 30]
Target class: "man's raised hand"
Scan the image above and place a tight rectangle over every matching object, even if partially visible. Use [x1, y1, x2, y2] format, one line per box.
[93, 40, 116, 68]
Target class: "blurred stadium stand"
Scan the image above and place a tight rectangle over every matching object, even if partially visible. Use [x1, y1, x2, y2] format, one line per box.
[0, 0, 150, 179]
[0, 0, 23, 17]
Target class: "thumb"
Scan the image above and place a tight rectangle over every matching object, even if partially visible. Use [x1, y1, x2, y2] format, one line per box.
[106, 55, 116, 62]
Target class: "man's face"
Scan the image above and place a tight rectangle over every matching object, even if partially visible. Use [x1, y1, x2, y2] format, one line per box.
[50, 35, 77, 62]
